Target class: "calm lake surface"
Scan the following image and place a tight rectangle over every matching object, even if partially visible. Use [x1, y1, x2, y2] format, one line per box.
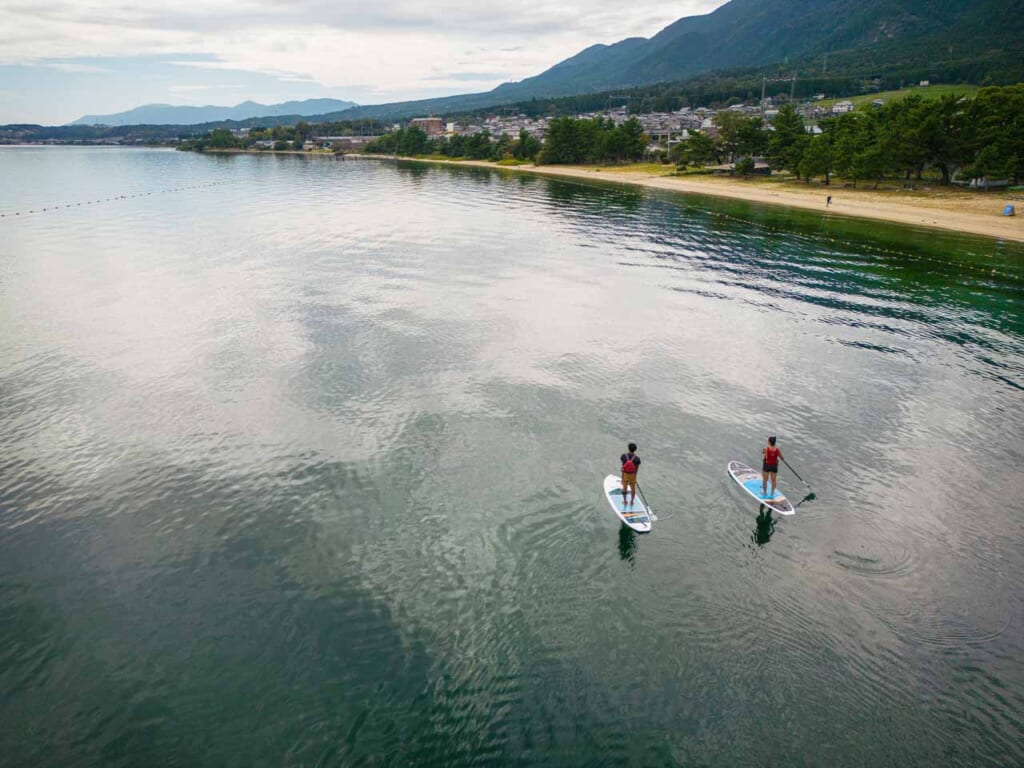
[1, 146, 1022, 767]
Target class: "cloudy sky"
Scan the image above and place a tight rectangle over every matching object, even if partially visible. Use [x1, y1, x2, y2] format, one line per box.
[0, 0, 727, 124]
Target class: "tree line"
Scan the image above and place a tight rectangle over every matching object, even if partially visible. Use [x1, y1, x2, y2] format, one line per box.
[179, 122, 315, 151]
[363, 126, 542, 161]
[363, 117, 646, 165]
[674, 85, 1024, 186]
[177, 119, 389, 152]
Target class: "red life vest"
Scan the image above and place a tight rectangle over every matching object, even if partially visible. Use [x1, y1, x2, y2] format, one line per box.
[622, 456, 638, 473]
[765, 446, 780, 465]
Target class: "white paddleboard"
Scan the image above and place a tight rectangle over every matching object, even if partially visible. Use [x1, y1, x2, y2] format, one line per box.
[603, 474, 653, 533]
[727, 461, 795, 516]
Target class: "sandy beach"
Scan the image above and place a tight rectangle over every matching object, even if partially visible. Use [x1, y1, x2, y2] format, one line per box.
[369, 156, 1024, 244]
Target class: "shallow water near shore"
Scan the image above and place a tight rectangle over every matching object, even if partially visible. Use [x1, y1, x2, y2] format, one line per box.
[1, 147, 1022, 767]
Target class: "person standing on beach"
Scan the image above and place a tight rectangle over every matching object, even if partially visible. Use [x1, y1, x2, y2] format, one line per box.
[620, 442, 641, 506]
[826, 195, 832, 207]
[762, 436, 784, 498]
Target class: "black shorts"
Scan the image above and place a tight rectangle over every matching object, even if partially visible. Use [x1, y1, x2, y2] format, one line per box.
[763, 463, 778, 474]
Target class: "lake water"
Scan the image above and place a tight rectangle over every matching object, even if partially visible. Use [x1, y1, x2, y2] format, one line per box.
[1, 147, 1022, 767]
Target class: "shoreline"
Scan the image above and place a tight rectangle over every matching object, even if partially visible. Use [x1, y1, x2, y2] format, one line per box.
[363, 155, 1024, 244]
[190, 148, 1023, 243]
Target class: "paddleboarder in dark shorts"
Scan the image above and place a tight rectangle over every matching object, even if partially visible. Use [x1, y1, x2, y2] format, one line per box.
[762, 436, 783, 498]
[620, 442, 641, 506]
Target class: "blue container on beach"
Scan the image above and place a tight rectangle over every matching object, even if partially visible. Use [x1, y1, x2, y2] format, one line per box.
[1004, 204, 1016, 216]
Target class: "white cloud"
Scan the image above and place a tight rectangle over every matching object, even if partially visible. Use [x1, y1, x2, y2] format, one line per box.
[44, 60, 109, 73]
[1, 0, 726, 102]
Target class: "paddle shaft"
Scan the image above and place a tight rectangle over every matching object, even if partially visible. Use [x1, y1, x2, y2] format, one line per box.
[635, 481, 658, 521]
[781, 457, 808, 486]
[635, 481, 650, 508]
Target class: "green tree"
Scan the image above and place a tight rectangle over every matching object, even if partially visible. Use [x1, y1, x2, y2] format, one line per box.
[514, 128, 541, 160]
[969, 84, 1024, 184]
[884, 96, 930, 180]
[767, 104, 808, 176]
[916, 94, 973, 185]
[829, 112, 863, 182]
[294, 121, 311, 145]
[713, 110, 746, 160]
[615, 117, 647, 162]
[206, 129, 239, 149]
[492, 133, 513, 159]
[397, 127, 429, 156]
[538, 117, 599, 164]
[736, 116, 768, 158]
[676, 131, 720, 167]
[464, 131, 493, 160]
[734, 157, 756, 176]
[799, 134, 833, 184]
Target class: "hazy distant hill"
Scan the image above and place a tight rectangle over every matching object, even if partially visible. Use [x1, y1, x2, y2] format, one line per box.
[72, 98, 358, 126]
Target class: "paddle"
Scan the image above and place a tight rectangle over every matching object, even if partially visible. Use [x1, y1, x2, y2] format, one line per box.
[636, 482, 659, 522]
[782, 457, 817, 503]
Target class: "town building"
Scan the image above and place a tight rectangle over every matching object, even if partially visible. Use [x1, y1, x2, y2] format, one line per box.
[410, 117, 444, 136]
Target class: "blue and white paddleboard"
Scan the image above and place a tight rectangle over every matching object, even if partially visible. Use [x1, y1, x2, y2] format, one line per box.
[727, 461, 795, 515]
[603, 474, 653, 533]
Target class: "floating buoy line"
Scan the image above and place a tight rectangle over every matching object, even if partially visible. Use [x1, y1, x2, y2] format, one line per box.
[0, 180, 232, 219]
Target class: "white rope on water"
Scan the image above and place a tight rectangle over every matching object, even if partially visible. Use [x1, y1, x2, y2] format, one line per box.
[0, 180, 233, 219]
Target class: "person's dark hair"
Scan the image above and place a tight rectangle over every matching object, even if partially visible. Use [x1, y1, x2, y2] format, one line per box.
[768, 436, 777, 446]
[628, 442, 637, 452]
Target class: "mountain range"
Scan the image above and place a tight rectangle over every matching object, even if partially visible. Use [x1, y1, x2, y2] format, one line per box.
[312, 0, 1024, 122]
[488, 0, 1021, 101]
[72, 98, 358, 126]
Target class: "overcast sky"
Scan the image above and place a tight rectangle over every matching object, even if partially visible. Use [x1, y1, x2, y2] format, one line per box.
[0, 0, 727, 124]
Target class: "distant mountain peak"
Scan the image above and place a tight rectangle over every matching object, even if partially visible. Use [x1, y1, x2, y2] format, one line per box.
[72, 97, 358, 126]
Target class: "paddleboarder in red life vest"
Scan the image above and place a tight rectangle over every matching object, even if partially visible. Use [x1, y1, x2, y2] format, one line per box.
[620, 442, 641, 506]
[762, 436, 784, 498]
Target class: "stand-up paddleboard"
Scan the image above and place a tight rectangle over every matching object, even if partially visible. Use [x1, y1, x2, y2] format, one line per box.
[727, 461, 795, 515]
[603, 474, 653, 533]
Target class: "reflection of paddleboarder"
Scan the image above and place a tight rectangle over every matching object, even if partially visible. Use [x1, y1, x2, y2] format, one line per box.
[761, 436, 784, 498]
[753, 505, 775, 546]
[620, 442, 641, 506]
[618, 524, 637, 565]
